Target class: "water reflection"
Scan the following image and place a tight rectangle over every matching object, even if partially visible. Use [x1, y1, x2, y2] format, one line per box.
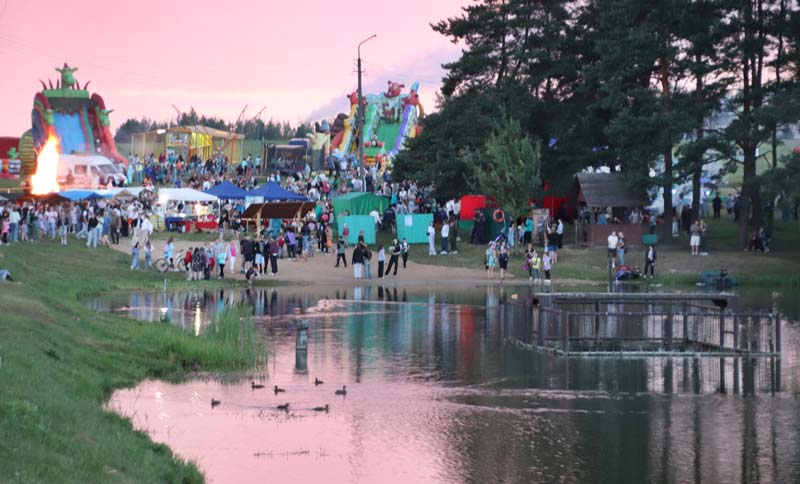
[100, 286, 800, 484]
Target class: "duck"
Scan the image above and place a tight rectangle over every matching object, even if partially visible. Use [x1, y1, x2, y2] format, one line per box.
[211, 398, 221, 408]
[312, 404, 329, 412]
[314, 378, 324, 386]
[277, 403, 290, 411]
[274, 385, 286, 394]
[251, 381, 265, 390]
[334, 385, 347, 396]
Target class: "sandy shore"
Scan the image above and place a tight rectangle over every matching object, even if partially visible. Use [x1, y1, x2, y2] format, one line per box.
[110, 238, 580, 287]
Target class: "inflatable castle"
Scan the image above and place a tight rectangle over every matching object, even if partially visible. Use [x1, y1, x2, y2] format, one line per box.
[21, 63, 126, 172]
[307, 80, 423, 171]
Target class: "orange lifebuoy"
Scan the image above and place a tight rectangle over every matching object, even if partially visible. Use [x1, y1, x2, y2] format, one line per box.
[493, 209, 505, 223]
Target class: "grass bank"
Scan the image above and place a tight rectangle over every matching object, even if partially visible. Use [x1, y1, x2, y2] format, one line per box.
[398, 218, 800, 288]
[0, 240, 267, 483]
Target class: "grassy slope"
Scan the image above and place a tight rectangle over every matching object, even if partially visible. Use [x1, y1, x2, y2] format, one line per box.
[0, 241, 266, 484]
[397, 218, 800, 287]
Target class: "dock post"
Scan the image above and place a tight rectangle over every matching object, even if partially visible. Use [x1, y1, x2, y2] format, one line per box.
[593, 300, 600, 349]
[719, 307, 725, 350]
[733, 315, 739, 352]
[665, 307, 673, 352]
[562, 312, 570, 354]
[775, 313, 781, 354]
[682, 302, 689, 350]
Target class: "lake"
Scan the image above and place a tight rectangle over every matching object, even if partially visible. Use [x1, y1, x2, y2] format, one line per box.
[95, 285, 800, 484]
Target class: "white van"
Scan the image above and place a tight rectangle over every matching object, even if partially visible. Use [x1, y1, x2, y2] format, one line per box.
[57, 154, 127, 188]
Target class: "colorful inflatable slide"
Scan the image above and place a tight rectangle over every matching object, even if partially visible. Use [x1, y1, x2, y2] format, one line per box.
[315, 80, 423, 170]
[29, 63, 126, 166]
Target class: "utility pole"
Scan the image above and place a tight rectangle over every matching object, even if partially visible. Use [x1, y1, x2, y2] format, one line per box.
[357, 34, 377, 166]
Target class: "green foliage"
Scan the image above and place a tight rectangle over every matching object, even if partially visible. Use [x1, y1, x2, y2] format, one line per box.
[393, 85, 535, 198]
[0, 241, 267, 482]
[474, 116, 541, 219]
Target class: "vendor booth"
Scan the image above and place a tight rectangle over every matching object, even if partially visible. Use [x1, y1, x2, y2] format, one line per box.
[332, 192, 389, 224]
[459, 195, 499, 221]
[205, 180, 247, 200]
[247, 182, 308, 202]
[396, 213, 434, 244]
[337, 215, 376, 245]
[131, 125, 244, 163]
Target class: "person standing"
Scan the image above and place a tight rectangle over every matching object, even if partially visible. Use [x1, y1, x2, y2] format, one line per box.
[644, 244, 657, 278]
[498, 241, 509, 282]
[529, 249, 541, 283]
[449, 219, 459, 254]
[440, 220, 449, 254]
[254, 236, 265, 274]
[617, 231, 626, 266]
[689, 221, 701, 256]
[485, 242, 497, 279]
[268, 236, 279, 276]
[58, 210, 69, 246]
[712, 194, 722, 219]
[216, 242, 229, 279]
[607, 231, 619, 268]
[384, 238, 401, 278]
[335, 238, 347, 267]
[352, 243, 364, 279]
[377, 245, 386, 278]
[401, 238, 410, 268]
[363, 243, 372, 279]
[131, 242, 140, 270]
[556, 218, 564, 249]
[542, 251, 552, 283]
[144, 241, 153, 270]
[427, 222, 436, 255]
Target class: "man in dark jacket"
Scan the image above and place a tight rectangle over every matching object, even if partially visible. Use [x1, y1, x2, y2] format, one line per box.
[240, 235, 254, 273]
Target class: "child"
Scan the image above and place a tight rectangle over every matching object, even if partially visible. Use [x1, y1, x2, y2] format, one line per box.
[542, 252, 552, 283]
[377, 245, 385, 278]
[529, 249, 541, 283]
[184, 247, 194, 280]
[144, 241, 153, 270]
[163, 237, 175, 270]
[131, 242, 140, 270]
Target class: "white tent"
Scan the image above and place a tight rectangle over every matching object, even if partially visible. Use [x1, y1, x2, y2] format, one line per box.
[158, 188, 218, 202]
[96, 187, 147, 198]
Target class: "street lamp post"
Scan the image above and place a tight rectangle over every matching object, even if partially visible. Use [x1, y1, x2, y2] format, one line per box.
[357, 34, 377, 167]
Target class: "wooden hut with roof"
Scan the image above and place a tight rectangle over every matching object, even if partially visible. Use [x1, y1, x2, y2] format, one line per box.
[570, 172, 650, 246]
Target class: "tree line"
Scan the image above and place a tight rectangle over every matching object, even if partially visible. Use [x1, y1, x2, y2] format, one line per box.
[394, 0, 800, 246]
[114, 108, 313, 145]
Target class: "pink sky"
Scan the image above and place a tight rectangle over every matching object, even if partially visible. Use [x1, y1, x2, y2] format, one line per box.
[0, 0, 467, 135]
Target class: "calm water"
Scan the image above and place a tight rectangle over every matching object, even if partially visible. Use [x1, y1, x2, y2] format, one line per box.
[97, 286, 800, 484]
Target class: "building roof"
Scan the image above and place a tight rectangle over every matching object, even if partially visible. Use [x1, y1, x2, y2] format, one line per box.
[134, 125, 244, 140]
[575, 173, 648, 208]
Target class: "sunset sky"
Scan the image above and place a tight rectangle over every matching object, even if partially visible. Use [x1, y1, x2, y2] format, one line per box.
[0, 0, 467, 135]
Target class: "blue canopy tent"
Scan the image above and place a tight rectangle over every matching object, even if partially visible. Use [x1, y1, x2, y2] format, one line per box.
[204, 180, 247, 200]
[246, 182, 308, 201]
[58, 190, 107, 201]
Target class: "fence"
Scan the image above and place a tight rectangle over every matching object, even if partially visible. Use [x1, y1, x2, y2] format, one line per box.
[526, 293, 781, 357]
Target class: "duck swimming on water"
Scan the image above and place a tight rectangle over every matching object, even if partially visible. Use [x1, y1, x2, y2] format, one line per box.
[251, 381, 265, 389]
[314, 378, 324, 386]
[335, 385, 347, 396]
[277, 403, 290, 411]
[211, 398, 221, 408]
[312, 404, 329, 412]
[274, 385, 286, 394]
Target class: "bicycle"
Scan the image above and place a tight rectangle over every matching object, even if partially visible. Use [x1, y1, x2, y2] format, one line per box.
[154, 257, 187, 273]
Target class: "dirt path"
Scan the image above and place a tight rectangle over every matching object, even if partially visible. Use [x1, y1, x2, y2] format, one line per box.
[110, 239, 579, 287]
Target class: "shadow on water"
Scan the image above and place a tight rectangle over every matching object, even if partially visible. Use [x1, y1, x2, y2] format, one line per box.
[95, 285, 800, 484]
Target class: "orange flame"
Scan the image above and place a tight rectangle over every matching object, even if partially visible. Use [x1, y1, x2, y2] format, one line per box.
[31, 135, 61, 195]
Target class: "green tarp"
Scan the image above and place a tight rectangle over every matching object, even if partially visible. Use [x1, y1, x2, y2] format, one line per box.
[337, 215, 376, 245]
[396, 213, 433, 244]
[331, 192, 389, 226]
